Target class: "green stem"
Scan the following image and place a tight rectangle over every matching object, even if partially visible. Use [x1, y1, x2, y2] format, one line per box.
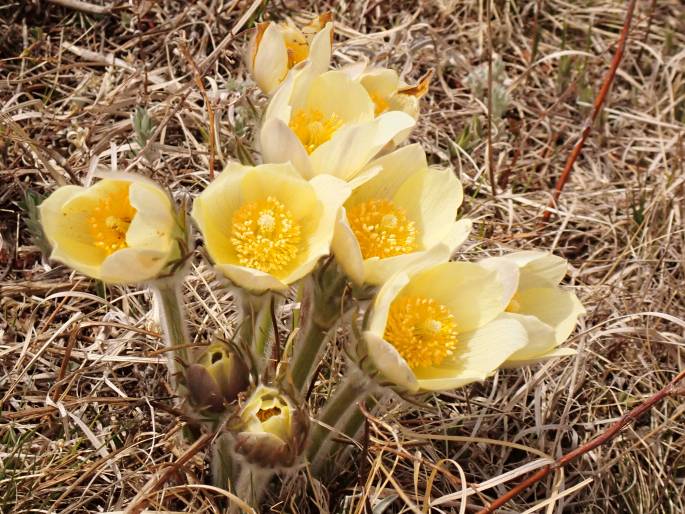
[290, 315, 331, 393]
[289, 268, 348, 393]
[151, 277, 189, 384]
[307, 369, 370, 475]
[238, 291, 274, 371]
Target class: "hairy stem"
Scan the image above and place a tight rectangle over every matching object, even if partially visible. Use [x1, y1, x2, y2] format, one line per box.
[289, 267, 348, 394]
[151, 277, 189, 384]
[307, 369, 371, 476]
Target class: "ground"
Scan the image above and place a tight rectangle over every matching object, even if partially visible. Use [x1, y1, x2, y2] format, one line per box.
[1, 0, 684, 513]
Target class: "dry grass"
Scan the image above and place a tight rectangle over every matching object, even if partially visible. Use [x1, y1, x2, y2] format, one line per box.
[1, 0, 684, 513]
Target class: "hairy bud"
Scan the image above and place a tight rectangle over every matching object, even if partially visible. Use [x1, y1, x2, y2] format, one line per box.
[185, 343, 249, 413]
[232, 385, 308, 468]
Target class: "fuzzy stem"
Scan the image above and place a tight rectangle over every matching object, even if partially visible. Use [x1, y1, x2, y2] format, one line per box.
[151, 277, 189, 385]
[307, 369, 371, 475]
[230, 465, 273, 514]
[289, 268, 348, 393]
[210, 433, 237, 490]
[290, 315, 331, 393]
[238, 291, 275, 371]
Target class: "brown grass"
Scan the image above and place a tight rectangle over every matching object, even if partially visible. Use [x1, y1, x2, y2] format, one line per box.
[1, 0, 684, 513]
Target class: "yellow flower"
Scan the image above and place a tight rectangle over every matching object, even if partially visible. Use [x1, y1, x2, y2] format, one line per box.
[39, 173, 179, 284]
[247, 14, 333, 95]
[342, 61, 431, 144]
[479, 251, 585, 365]
[332, 144, 472, 285]
[233, 385, 308, 467]
[191, 162, 350, 292]
[363, 260, 529, 392]
[259, 63, 416, 183]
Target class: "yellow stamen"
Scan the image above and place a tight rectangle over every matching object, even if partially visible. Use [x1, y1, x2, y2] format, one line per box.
[347, 199, 419, 259]
[231, 196, 301, 274]
[87, 183, 136, 255]
[256, 406, 281, 422]
[289, 109, 343, 153]
[384, 296, 459, 369]
[369, 91, 389, 116]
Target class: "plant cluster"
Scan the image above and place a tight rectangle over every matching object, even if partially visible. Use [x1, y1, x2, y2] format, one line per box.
[36, 13, 584, 509]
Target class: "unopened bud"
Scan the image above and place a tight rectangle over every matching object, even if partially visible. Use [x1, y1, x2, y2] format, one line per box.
[232, 385, 308, 468]
[185, 343, 249, 413]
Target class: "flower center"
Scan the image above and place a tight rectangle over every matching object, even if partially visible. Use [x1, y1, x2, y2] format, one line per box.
[347, 199, 419, 259]
[256, 406, 282, 422]
[289, 109, 343, 153]
[87, 183, 136, 256]
[384, 296, 459, 369]
[231, 196, 301, 274]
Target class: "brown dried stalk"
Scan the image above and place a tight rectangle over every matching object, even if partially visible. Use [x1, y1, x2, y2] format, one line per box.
[541, 0, 637, 221]
[475, 367, 685, 513]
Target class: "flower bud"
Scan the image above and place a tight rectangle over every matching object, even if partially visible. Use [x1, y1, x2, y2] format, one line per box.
[185, 343, 249, 413]
[232, 385, 308, 468]
[247, 14, 333, 95]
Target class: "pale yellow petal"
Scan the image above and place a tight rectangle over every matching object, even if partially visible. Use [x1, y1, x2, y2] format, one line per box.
[498, 312, 558, 363]
[40, 184, 105, 278]
[305, 70, 374, 123]
[240, 163, 319, 225]
[259, 118, 313, 178]
[414, 316, 528, 391]
[401, 262, 504, 333]
[309, 110, 416, 181]
[280, 174, 350, 285]
[99, 248, 170, 284]
[340, 59, 368, 80]
[392, 166, 463, 249]
[252, 23, 289, 95]
[332, 209, 365, 285]
[126, 180, 174, 252]
[440, 219, 472, 254]
[519, 253, 568, 288]
[368, 271, 411, 336]
[479, 256, 521, 310]
[363, 244, 451, 286]
[509, 347, 577, 367]
[363, 331, 418, 392]
[348, 144, 427, 205]
[516, 287, 585, 343]
[216, 263, 289, 292]
[360, 68, 400, 100]
[308, 22, 332, 74]
[494, 251, 567, 288]
[191, 165, 248, 265]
